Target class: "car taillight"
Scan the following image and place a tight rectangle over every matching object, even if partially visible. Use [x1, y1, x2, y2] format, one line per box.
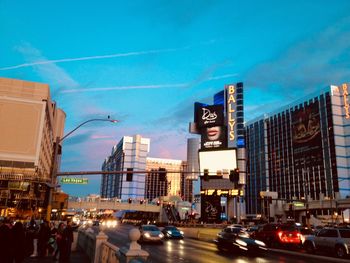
[278, 231, 283, 239]
[297, 233, 301, 238]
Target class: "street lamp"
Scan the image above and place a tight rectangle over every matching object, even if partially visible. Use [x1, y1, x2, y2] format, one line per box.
[46, 117, 118, 221]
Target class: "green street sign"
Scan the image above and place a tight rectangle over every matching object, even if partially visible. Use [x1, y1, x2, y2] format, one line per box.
[61, 178, 88, 184]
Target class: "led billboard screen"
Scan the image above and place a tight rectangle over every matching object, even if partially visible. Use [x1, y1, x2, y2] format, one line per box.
[196, 105, 224, 128]
[199, 149, 237, 176]
[200, 125, 227, 150]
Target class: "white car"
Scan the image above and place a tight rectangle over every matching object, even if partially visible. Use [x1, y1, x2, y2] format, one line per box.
[139, 225, 164, 243]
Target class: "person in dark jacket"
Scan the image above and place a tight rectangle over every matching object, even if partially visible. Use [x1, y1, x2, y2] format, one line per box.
[64, 220, 74, 259]
[56, 222, 68, 262]
[12, 221, 26, 263]
[25, 218, 38, 257]
[0, 218, 14, 263]
[38, 220, 51, 258]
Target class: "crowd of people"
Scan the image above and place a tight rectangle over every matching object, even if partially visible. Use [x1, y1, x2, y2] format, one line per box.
[0, 217, 74, 263]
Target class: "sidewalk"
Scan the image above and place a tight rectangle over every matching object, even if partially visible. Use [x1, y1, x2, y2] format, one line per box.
[23, 251, 90, 263]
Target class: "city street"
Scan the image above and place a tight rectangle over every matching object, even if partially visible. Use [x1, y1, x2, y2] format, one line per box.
[103, 224, 340, 263]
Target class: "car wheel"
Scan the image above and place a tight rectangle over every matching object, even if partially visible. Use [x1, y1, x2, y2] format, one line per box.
[335, 246, 346, 258]
[304, 242, 314, 254]
[217, 244, 224, 252]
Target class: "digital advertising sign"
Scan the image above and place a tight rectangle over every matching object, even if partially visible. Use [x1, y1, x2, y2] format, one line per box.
[196, 105, 224, 128]
[199, 149, 237, 176]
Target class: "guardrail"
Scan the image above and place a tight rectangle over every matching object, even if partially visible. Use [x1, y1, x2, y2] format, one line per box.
[77, 227, 149, 263]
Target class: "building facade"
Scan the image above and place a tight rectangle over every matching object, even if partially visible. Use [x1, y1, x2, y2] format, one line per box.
[101, 135, 150, 200]
[245, 84, 350, 223]
[100, 135, 191, 202]
[145, 157, 188, 201]
[0, 77, 65, 218]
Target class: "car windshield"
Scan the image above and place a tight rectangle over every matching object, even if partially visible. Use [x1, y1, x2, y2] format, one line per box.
[339, 229, 350, 238]
[238, 231, 250, 238]
[166, 226, 177, 231]
[300, 228, 313, 235]
[143, 226, 159, 231]
[280, 225, 296, 231]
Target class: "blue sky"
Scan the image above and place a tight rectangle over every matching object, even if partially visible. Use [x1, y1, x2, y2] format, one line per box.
[1, 1, 350, 196]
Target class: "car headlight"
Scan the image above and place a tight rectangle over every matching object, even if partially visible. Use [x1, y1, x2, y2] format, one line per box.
[255, 240, 266, 247]
[167, 231, 172, 235]
[236, 239, 247, 247]
[144, 233, 151, 238]
[159, 233, 164, 238]
[180, 231, 184, 235]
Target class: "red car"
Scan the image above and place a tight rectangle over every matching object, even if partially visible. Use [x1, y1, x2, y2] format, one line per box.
[251, 223, 301, 248]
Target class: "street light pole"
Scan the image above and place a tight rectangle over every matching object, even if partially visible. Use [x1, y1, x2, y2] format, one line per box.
[46, 117, 118, 221]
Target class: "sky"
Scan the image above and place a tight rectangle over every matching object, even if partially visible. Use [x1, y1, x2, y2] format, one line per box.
[1, 1, 350, 197]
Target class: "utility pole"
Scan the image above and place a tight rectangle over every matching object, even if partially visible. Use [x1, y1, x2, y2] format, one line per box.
[45, 118, 118, 221]
[46, 136, 60, 221]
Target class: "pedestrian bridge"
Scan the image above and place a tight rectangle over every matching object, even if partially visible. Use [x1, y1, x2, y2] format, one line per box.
[68, 200, 162, 212]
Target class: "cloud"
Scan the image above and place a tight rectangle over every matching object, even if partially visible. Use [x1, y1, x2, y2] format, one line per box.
[245, 16, 350, 98]
[11, 42, 79, 97]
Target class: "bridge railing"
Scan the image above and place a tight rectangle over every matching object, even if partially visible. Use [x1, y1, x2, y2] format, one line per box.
[77, 227, 149, 263]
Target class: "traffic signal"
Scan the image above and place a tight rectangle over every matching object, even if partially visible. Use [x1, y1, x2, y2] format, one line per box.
[140, 199, 144, 204]
[289, 204, 293, 212]
[229, 168, 239, 183]
[126, 168, 133, 182]
[156, 200, 160, 206]
[128, 198, 132, 204]
[204, 169, 209, 181]
[306, 210, 310, 219]
[159, 168, 167, 182]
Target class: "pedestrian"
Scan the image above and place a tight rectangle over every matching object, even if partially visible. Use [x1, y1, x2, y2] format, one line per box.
[38, 220, 51, 258]
[25, 218, 39, 257]
[12, 221, 26, 263]
[64, 220, 74, 260]
[56, 222, 68, 262]
[0, 217, 14, 263]
[49, 222, 58, 259]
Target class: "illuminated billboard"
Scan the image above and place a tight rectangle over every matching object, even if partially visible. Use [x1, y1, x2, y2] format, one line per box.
[200, 125, 227, 150]
[291, 101, 323, 169]
[196, 105, 224, 128]
[199, 149, 237, 176]
[226, 84, 237, 148]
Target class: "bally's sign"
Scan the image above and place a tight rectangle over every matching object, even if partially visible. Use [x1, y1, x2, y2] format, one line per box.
[342, 83, 350, 119]
[226, 84, 237, 147]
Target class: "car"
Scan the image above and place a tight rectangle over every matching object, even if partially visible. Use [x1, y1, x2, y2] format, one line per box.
[100, 219, 118, 228]
[251, 223, 301, 248]
[304, 227, 350, 258]
[215, 226, 267, 254]
[139, 224, 164, 243]
[297, 227, 314, 245]
[161, 225, 184, 239]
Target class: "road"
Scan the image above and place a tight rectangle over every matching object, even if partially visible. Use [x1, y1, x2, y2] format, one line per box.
[102, 224, 338, 263]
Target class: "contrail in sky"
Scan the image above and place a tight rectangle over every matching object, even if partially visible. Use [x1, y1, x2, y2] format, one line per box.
[61, 73, 238, 93]
[61, 83, 188, 93]
[0, 47, 187, 71]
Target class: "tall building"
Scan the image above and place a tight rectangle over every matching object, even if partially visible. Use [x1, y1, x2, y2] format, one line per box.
[101, 135, 150, 200]
[0, 77, 65, 217]
[245, 84, 350, 222]
[145, 157, 187, 201]
[186, 138, 200, 199]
